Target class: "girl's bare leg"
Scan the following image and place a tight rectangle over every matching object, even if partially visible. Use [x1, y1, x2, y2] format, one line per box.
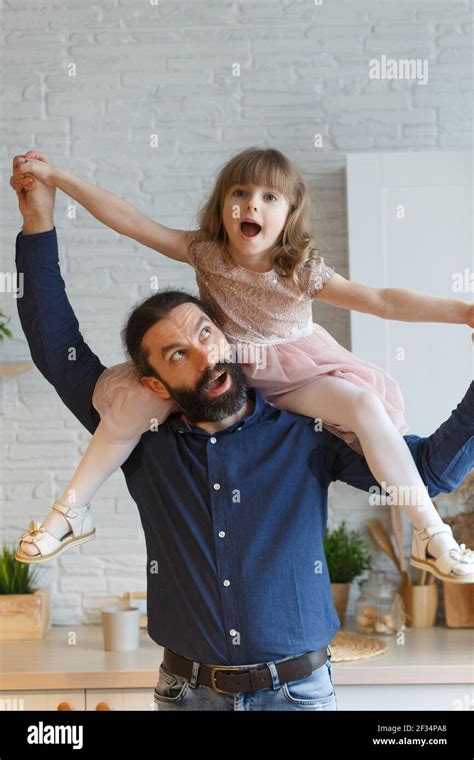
[276, 375, 469, 575]
[20, 421, 140, 556]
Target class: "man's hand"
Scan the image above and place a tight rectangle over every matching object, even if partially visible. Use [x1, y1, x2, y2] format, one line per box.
[466, 304, 474, 329]
[11, 150, 57, 189]
[10, 153, 56, 234]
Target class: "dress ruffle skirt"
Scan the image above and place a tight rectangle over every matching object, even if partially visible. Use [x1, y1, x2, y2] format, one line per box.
[92, 323, 408, 448]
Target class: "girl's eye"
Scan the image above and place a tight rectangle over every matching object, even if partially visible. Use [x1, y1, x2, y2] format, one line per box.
[232, 189, 277, 201]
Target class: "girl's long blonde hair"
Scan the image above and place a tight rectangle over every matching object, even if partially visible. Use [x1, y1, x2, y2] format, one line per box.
[192, 146, 322, 293]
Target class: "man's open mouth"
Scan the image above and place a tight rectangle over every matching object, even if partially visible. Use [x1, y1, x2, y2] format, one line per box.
[240, 221, 261, 238]
[205, 370, 228, 392]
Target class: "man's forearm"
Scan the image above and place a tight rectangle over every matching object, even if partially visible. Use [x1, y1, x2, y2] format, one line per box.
[22, 215, 54, 236]
[15, 225, 107, 435]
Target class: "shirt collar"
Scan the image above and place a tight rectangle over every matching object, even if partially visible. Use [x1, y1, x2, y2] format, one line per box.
[167, 388, 277, 435]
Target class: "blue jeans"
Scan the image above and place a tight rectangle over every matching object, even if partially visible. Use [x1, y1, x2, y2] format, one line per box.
[154, 649, 337, 711]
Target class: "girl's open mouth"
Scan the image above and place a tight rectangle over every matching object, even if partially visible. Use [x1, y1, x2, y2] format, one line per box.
[240, 221, 261, 239]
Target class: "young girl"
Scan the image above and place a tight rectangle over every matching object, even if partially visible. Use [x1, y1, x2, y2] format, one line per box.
[13, 147, 474, 583]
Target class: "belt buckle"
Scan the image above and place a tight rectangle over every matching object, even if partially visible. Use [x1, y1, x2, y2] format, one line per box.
[210, 665, 242, 694]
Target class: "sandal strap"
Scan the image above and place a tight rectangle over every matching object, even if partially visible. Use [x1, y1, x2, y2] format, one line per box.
[419, 523, 453, 539]
[52, 501, 82, 518]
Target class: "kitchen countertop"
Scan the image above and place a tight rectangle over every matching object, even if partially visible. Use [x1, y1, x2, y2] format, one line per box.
[0, 624, 473, 691]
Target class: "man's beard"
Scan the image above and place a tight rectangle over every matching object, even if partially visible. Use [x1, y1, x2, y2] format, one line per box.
[161, 362, 249, 424]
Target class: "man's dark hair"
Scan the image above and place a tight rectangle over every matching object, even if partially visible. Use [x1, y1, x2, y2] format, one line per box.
[121, 289, 223, 379]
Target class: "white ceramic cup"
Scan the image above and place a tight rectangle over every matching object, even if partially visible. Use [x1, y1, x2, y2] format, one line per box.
[100, 606, 141, 651]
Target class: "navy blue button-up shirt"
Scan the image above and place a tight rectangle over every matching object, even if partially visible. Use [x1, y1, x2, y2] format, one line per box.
[15, 227, 474, 666]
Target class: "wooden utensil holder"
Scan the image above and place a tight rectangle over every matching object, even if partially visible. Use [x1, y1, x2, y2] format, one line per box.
[399, 581, 438, 628]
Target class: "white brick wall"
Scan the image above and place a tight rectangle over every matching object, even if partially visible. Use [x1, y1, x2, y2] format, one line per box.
[0, 0, 471, 624]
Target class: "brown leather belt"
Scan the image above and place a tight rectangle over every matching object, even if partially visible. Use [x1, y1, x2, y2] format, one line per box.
[162, 646, 330, 695]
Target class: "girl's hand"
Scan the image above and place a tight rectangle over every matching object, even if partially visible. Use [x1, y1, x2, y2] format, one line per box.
[12, 150, 57, 189]
[10, 154, 56, 222]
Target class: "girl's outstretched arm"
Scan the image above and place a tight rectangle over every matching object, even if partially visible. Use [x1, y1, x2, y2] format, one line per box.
[315, 271, 473, 326]
[13, 151, 191, 264]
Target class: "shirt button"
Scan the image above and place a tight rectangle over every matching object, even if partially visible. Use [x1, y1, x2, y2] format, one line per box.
[229, 629, 237, 636]
[213, 483, 221, 491]
[218, 531, 226, 538]
[210, 437, 217, 444]
[223, 580, 230, 587]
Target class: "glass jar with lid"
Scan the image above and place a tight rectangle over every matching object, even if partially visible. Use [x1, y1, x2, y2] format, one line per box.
[355, 569, 405, 635]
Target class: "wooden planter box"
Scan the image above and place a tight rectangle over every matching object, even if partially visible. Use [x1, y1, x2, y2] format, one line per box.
[0, 587, 51, 640]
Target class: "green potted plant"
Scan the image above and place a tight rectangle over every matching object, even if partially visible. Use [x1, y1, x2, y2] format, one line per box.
[0, 309, 13, 343]
[324, 521, 373, 626]
[0, 308, 34, 376]
[0, 543, 51, 640]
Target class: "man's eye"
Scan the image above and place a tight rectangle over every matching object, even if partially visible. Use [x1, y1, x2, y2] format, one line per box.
[171, 350, 185, 362]
[201, 327, 211, 339]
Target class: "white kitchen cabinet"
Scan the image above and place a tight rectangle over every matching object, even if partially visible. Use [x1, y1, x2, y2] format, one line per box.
[346, 150, 473, 437]
[85, 689, 155, 711]
[335, 684, 474, 711]
[0, 690, 85, 710]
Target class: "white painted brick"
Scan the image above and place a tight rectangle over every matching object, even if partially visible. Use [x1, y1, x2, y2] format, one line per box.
[59, 576, 107, 592]
[336, 108, 436, 124]
[52, 609, 82, 625]
[58, 556, 105, 575]
[403, 123, 437, 136]
[16, 430, 78, 443]
[1, 9, 53, 30]
[80, 539, 145, 556]
[439, 133, 473, 148]
[438, 46, 473, 64]
[94, 524, 142, 542]
[103, 556, 145, 571]
[82, 594, 125, 612]
[416, 6, 472, 23]
[105, 577, 146, 594]
[437, 33, 473, 46]
[322, 92, 411, 111]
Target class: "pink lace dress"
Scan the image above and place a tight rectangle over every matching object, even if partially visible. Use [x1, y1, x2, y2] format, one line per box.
[92, 231, 407, 445]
